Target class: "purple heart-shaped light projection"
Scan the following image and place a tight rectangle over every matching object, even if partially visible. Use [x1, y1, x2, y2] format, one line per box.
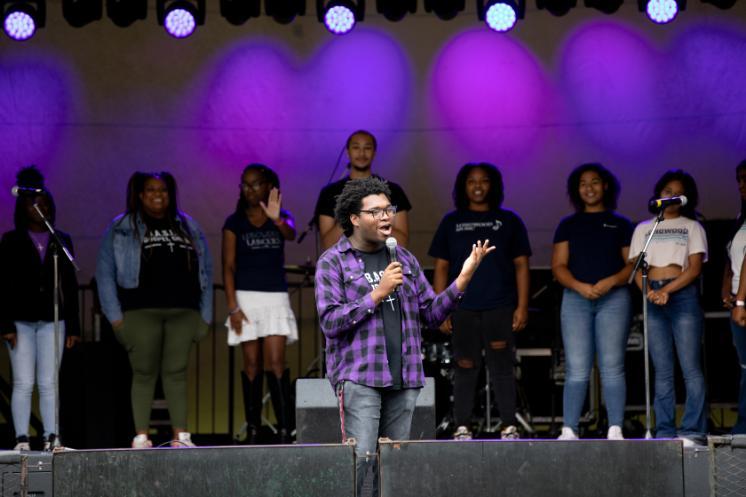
[0, 54, 76, 224]
[664, 23, 746, 150]
[425, 28, 556, 203]
[194, 28, 412, 189]
[559, 21, 665, 158]
[0, 57, 73, 172]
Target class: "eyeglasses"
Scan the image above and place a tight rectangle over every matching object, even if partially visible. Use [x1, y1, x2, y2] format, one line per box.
[359, 206, 397, 220]
[240, 181, 265, 192]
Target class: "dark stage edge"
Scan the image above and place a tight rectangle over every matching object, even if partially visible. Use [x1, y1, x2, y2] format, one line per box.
[379, 439, 693, 497]
[46, 440, 717, 497]
[53, 444, 355, 497]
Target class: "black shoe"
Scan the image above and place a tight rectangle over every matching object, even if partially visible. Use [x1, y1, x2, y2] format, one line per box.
[240, 371, 264, 444]
[43, 433, 62, 451]
[267, 370, 294, 444]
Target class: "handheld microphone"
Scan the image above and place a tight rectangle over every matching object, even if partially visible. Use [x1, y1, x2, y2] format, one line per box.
[385, 237, 398, 263]
[649, 195, 687, 210]
[385, 237, 399, 296]
[11, 186, 45, 197]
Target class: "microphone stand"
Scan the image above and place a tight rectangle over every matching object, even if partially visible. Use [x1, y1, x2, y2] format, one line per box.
[33, 203, 79, 447]
[628, 209, 665, 440]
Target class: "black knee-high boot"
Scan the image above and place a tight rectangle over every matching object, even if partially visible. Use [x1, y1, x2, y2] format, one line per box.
[241, 371, 263, 444]
[267, 369, 293, 443]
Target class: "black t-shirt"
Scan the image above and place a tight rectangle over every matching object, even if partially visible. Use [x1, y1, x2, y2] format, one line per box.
[553, 211, 634, 284]
[429, 209, 532, 311]
[223, 211, 290, 292]
[358, 247, 402, 390]
[314, 174, 412, 224]
[119, 215, 201, 312]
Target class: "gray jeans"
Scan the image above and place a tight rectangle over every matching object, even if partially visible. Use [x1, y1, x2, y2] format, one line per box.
[337, 381, 420, 497]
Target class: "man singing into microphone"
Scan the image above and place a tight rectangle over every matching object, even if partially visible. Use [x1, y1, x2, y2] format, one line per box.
[315, 177, 493, 497]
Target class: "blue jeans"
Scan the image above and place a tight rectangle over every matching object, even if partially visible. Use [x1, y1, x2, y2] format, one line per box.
[647, 281, 707, 437]
[6, 321, 65, 438]
[337, 381, 420, 497]
[561, 287, 631, 432]
[729, 320, 746, 434]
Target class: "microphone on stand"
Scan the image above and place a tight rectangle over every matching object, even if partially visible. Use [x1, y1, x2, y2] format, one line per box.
[11, 186, 46, 197]
[649, 195, 687, 210]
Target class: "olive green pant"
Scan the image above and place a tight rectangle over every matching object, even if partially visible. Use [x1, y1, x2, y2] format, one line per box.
[115, 308, 208, 431]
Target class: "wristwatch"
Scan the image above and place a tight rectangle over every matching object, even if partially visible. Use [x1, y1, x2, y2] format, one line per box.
[736, 300, 745, 308]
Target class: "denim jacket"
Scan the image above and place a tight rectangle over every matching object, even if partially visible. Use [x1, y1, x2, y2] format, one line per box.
[95, 212, 213, 324]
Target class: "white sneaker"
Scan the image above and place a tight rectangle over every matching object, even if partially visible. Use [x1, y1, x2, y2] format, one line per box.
[557, 427, 578, 440]
[172, 432, 196, 447]
[607, 426, 624, 440]
[132, 434, 152, 449]
[453, 426, 473, 441]
[676, 435, 705, 448]
[43, 434, 62, 451]
[14, 436, 30, 451]
[500, 425, 520, 440]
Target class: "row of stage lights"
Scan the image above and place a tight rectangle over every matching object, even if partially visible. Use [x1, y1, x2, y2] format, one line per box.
[1, 0, 738, 41]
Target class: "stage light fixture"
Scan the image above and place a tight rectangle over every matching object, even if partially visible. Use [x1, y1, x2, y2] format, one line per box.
[584, 0, 623, 13]
[423, 0, 465, 20]
[107, 0, 146, 27]
[638, 0, 684, 23]
[1, 0, 44, 40]
[63, 0, 102, 27]
[157, 0, 203, 37]
[376, 0, 416, 21]
[317, 0, 363, 34]
[478, 0, 523, 32]
[266, 0, 305, 24]
[537, 0, 577, 16]
[220, 0, 260, 24]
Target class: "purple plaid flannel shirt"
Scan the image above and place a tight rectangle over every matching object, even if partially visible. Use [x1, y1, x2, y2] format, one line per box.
[315, 236, 463, 389]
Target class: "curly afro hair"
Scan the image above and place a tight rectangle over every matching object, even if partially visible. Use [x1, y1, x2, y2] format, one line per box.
[334, 177, 392, 237]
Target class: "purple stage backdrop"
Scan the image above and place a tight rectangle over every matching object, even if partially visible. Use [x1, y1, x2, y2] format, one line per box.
[1, 12, 745, 280]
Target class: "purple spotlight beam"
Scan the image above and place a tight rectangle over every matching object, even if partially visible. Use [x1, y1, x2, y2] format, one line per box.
[646, 0, 678, 24]
[165, 7, 196, 38]
[4, 10, 36, 41]
[324, 5, 355, 34]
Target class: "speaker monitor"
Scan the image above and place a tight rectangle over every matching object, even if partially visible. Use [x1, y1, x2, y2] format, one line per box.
[296, 377, 435, 443]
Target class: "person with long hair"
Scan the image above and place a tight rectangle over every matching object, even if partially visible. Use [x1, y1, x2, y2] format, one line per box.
[0, 166, 80, 451]
[314, 130, 411, 250]
[722, 159, 746, 434]
[629, 169, 708, 445]
[552, 163, 633, 440]
[96, 171, 213, 448]
[222, 164, 298, 444]
[429, 162, 531, 440]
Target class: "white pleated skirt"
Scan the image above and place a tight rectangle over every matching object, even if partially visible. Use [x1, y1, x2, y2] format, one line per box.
[225, 291, 298, 346]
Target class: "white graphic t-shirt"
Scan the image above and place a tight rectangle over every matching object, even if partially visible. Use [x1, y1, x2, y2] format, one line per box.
[629, 216, 708, 270]
[729, 223, 746, 294]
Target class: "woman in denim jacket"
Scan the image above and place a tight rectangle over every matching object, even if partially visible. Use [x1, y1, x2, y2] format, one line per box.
[96, 171, 213, 448]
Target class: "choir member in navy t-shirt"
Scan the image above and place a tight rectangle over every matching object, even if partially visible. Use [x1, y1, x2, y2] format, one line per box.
[222, 164, 298, 444]
[429, 162, 531, 441]
[551, 163, 633, 441]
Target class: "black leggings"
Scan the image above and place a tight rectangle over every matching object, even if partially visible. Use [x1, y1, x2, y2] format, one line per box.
[452, 307, 517, 427]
